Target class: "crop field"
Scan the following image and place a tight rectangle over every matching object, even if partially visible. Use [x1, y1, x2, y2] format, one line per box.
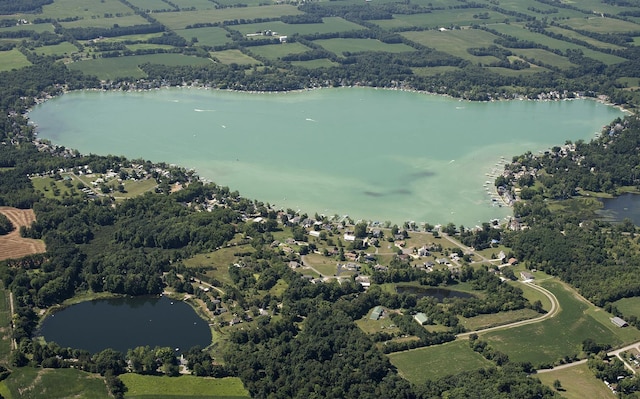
[0, 287, 11, 362]
[510, 48, 575, 69]
[125, 43, 176, 52]
[563, 16, 640, 34]
[0, 48, 30, 71]
[0, 207, 46, 261]
[59, 14, 149, 29]
[0, 23, 54, 34]
[0, 368, 111, 399]
[546, 26, 625, 50]
[388, 340, 492, 383]
[536, 363, 614, 399]
[372, 10, 507, 31]
[40, 0, 136, 21]
[120, 374, 250, 399]
[314, 38, 414, 56]
[483, 280, 640, 367]
[401, 29, 501, 64]
[32, 42, 79, 57]
[152, 6, 302, 30]
[175, 27, 232, 48]
[248, 42, 310, 60]
[291, 59, 339, 69]
[211, 49, 260, 65]
[68, 54, 214, 80]
[170, 0, 218, 11]
[128, 0, 171, 12]
[230, 17, 365, 37]
[475, 0, 584, 19]
[459, 308, 541, 331]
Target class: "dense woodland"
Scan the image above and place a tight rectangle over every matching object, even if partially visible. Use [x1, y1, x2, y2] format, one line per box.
[3, 0, 640, 397]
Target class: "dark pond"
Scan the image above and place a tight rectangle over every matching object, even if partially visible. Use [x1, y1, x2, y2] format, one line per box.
[597, 193, 640, 225]
[38, 296, 211, 354]
[395, 286, 475, 301]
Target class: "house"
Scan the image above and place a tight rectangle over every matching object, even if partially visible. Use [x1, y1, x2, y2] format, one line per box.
[508, 257, 518, 265]
[370, 306, 383, 320]
[344, 233, 356, 242]
[417, 246, 431, 257]
[308, 230, 320, 238]
[611, 317, 628, 328]
[414, 312, 429, 325]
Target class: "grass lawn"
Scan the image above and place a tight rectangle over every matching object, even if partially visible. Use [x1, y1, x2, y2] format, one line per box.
[483, 280, 640, 367]
[388, 339, 492, 383]
[459, 308, 541, 331]
[112, 178, 158, 199]
[614, 297, 640, 319]
[120, 374, 250, 399]
[183, 245, 254, 286]
[314, 38, 415, 57]
[536, 363, 614, 399]
[0, 48, 30, 72]
[302, 252, 338, 276]
[211, 50, 260, 65]
[0, 368, 110, 399]
[68, 54, 213, 80]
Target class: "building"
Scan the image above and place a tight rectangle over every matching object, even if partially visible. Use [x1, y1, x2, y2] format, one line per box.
[611, 317, 628, 327]
[414, 312, 429, 325]
[370, 306, 383, 320]
[520, 271, 534, 281]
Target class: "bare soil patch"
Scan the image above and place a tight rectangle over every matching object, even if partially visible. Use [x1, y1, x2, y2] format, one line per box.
[0, 207, 46, 261]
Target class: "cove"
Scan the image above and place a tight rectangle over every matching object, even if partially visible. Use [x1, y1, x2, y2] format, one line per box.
[597, 193, 640, 225]
[38, 296, 212, 354]
[29, 87, 625, 226]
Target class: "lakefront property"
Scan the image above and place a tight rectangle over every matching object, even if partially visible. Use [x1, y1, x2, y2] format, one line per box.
[3, 0, 640, 398]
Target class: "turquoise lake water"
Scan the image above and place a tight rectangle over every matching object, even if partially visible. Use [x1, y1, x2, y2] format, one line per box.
[29, 87, 625, 226]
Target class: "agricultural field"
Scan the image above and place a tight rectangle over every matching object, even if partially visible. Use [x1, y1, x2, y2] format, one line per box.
[128, 0, 172, 13]
[230, 17, 365, 37]
[0, 207, 46, 261]
[0, 23, 54, 34]
[545, 26, 625, 51]
[401, 29, 502, 64]
[248, 42, 310, 60]
[314, 38, 415, 57]
[32, 42, 79, 57]
[0, 368, 111, 399]
[120, 373, 250, 399]
[59, 14, 149, 29]
[175, 27, 232, 48]
[0, 48, 30, 72]
[39, 0, 136, 21]
[483, 280, 640, 367]
[211, 49, 260, 65]
[0, 287, 11, 362]
[388, 339, 492, 383]
[170, 0, 218, 11]
[536, 363, 614, 399]
[291, 59, 339, 69]
[68, 54, 214, 80]
[562, 16, 640, 34]
[459, 308, 541, 331]
[152, 6, 302, 31]
[372, 10, 507, 31]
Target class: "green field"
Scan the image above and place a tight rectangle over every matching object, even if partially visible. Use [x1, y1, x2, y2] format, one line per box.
[483, 280, 640, 367]
[32, 42, 79, 57]
[536, 363, 614, 399]
[68, 54, 214, 80]
[175, 27, 232, 48]
[211, 50, 260, 65]
[614, 296, 640, 319]
[0, 48, 30, 71]
[183, 244, 254, 286]
[248, 42, 310, 60]
[291, 59, 339, 69]
[562, 16, 640, 34]
[460, 308, 541, 331]
[120, 374, 250, 399]
[388, 339, 492, 383]
[402, 29, 501, 64]
[0, 368, 110, 399]
[546, 26, 625, 51]
[170, 0, 218, 11]
[0, 23, 54, 34]
[314, 38, 414, 56]
[0, 287, 11, 362]
[373, 10, 507, 31]
[128, 0, 172, 12]
[40, 0, 136, 21]
[511, 48, 575, 69]
[230, 17, 365, 37]
[152, 6, 302, 30]
[59, 14, 149, 29]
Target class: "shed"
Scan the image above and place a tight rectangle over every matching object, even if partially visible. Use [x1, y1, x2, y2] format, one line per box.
[520, 271, 534, 281]
[414, 312, 429, 325]
[611, 317, 628, 328]
[370, 306, 383, 320]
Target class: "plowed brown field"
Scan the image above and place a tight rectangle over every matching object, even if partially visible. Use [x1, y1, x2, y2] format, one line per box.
[0, 207, 46, 261]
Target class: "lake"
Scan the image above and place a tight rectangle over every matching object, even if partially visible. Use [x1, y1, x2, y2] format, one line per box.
[38, 296, 212, 354]
[597, 193, 640, 225]
[29, 87, 625, 226]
